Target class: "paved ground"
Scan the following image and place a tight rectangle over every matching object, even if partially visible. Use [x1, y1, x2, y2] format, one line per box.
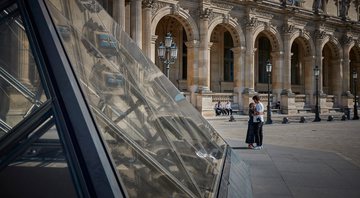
[207, 115, 360, 198]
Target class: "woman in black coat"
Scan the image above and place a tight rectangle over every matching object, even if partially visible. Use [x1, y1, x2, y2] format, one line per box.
[245, 102, 255, 149]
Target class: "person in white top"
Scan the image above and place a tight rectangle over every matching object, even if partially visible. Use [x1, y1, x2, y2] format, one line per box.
[225, 101, 232, 115]
[252, 95, 264, 149]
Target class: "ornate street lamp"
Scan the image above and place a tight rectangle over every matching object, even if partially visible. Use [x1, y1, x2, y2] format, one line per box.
[313, 65, 321, 122]
[157, 32, 178, 78]
[265, 60, 273, 124]
[353, 70, 359, 120]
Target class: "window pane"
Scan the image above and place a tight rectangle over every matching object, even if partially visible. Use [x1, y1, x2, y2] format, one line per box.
[45, 0, 227, 197]
[0, 124, 77, 198]
[0, 3, 48, 134]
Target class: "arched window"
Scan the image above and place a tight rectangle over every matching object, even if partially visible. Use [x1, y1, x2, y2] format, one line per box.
[224, 31, 233, 81]
[182, 28, 187, 79]
[258, 36, 271, 83]
[291, 42, 301, 85]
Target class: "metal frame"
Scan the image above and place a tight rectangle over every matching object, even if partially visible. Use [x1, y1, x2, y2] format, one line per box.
[14, 0, 124, 197]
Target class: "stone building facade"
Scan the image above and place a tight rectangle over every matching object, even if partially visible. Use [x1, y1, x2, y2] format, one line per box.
[13, 0, 360, 116]
[104, 0, 358, 116]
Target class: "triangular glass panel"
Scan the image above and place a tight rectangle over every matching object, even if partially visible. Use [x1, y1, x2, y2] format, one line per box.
[0, 2, 48, 135]
[0, 122, 77, 198]
[45, 0, 227, 197]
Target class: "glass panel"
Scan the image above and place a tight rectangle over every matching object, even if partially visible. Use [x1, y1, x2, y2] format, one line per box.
[0, 3, 47, 135]
[0, 124, 77, 198]
[45, 0, 227, 197]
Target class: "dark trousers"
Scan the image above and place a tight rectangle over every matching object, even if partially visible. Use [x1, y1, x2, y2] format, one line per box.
[225, 109, 233, 115]
[245, 122, 254, 144]
[253, 121, 263, 146]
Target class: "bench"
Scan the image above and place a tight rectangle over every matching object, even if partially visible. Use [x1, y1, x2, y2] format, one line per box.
[231, 103, 240, 115]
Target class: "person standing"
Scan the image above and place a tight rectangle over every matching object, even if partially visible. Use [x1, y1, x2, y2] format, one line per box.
[252, 95, 264, 149]
[245, 102, 255, 149]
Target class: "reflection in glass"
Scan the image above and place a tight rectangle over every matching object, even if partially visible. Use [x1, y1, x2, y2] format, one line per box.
[0, 3, 47, 134]
[0, 124, 77, 198]
[45, 0, 227, 197]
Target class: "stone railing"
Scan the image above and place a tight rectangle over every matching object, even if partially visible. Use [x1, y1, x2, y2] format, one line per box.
[211, 93, 234, 102]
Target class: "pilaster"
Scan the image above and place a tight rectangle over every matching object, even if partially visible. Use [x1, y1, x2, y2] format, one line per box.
[150, 35, 158, 62]
[198, 8, 212, 93]
[244, 18, 256, 90]
[113, 0, 125, 30]
[19, 30, 30, 85]
[185, 40, 200, 105]
[330, 59, 343, 106]
[130, 0, 142, 48]
[142, 0, 154, 58]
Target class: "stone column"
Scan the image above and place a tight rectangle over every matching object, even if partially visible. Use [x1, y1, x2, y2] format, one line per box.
[130, 0, 142, 48]
[242, 19, 257, 114]
[273, 50, 296, 114]
[125, 2, 131, 35]
[343, 58, 351, 92]
[232, 46, 243, 111]
[19, 30, 30, 85]
[303, 56, 316, 106]
[113, 0, 125, 30]
[142, 0, 154, 58]
[331, 59, 343, 107]
[314, 31, 326, 112]
[271, 51, 285, 101]
[185, 40, 200, 106]
[244, 20, 255, 92]
[341, 42, 353, 109]
[150, 35, 158, 62]
[198, 8, 211, 93]
[282, 32, 292, 95]
[315, 32, 325, 94]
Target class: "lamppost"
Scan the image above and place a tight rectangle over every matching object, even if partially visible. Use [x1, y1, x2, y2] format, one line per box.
[157, 32, 178, 78]
[353, 70, 359, 120]
[266, 60, 272, 124]
[313, 65, 321, 122]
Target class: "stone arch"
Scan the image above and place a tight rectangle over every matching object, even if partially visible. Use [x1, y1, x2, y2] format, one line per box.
[322, 37, 343, 101]
[253, 24, 283, 93]
[253, 23, 283, 52]
[208, 15, 245, 48]
[207, 15, 245, 93]
[151, 5, 199, 41]
[289, 34, 314, 94]
[346, 41, 360, 61]
[320, 36, 343, 59]
[289, 31, 315, 57]
[350, 44, 360, 95]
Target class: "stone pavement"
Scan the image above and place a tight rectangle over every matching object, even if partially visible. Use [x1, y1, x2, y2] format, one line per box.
[207, 115, 360, 198]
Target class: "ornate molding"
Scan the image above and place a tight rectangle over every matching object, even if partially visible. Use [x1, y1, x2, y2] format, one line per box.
[314, 29, 327, 39]
[171, 4, 180, 15]
[356, 40, 360, 47]
[341, 34, 353, 45]
[222, 14, 230, 24]
[185, 40, 200, 48]
[211, 2, 233, 10]
[200, 8, 213, 19]
[142, 0, 156, 8]
[282, 23, 295, 34]
[152, 2, 168, 15]
[245, 17, 259, 28]
[299, 29, 310, 38]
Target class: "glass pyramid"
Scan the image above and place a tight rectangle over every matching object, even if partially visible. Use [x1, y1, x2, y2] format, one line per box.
[0, 0, 251, 197]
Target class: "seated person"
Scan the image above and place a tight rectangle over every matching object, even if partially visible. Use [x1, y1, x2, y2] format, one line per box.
[275, 101, 280, 109]
[225, 101, 232, 115]
[214, 101, 225, 116]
